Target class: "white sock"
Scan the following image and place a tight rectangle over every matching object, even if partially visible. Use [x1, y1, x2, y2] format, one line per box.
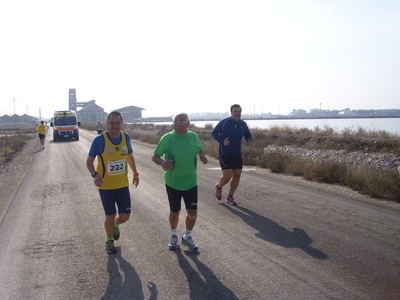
[171, 229, 178, 236]
[184, 229, 192, 240]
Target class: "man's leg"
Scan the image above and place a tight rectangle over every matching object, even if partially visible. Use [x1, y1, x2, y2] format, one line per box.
[169, 211, 180, 230]
[218, 169, 233, 189]
[105, 214, 116, 239]
[182, 208, 198, 252]
[185, 209, 197, 231]
[112, 187, 132, 240]
[228, 169, 243, 196]
[99, 189, 119, 253]
[104, 214, 118, 254]
[181, 187, 199, 251]
[115, 213, 130, 225]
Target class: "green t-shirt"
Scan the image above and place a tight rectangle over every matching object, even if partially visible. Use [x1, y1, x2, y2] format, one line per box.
[154, 130, 203, 191]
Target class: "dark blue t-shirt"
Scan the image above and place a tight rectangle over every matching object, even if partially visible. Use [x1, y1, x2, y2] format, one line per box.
[211, 117, 252, 156]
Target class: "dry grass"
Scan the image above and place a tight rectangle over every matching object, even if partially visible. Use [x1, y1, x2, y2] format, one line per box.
[0, 123, 36, 164]
[0, 123, 37, 134]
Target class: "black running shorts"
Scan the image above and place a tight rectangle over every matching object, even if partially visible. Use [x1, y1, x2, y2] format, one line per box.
[219, 153, 243, 170]
[165, 185, 198, 212]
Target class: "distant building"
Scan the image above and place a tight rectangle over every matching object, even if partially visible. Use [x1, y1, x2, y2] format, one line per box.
[339, 110, 356, 116]
[69, 88, 96, 111]
[0, 115, 12, 123]
[20, 114, 37, 123]
[77, 102, 108, 122]
[0, 114, 37, 123]
[68, 88, 146, 122]
[113, 105, 146, 122]
[69, 88, 78, 111]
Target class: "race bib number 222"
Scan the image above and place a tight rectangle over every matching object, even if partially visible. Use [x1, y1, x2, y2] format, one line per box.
[107, 159, 126, 176]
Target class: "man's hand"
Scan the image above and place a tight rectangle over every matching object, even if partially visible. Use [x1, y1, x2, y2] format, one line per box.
[94, 174, 103, 187]
[162, 160, 174, 170]
[223, 137, 230, 146]
[132, 175, 139, 188]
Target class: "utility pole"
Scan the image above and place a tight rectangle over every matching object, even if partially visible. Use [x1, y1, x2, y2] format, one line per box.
[12, 97, 17, 115]
[11, 97, 17, 125]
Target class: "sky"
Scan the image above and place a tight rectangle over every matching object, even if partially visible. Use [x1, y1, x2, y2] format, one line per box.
[1, 0, 399, 119]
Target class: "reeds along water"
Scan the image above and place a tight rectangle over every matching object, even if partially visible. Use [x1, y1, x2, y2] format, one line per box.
[186, 118, 400, 136]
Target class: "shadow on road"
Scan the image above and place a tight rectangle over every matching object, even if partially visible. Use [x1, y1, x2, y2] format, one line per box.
[102, 247, 148, 300]
[174, 248, 239, 300]
[48, 139, 79, 144]
[221, 204, 328, 259]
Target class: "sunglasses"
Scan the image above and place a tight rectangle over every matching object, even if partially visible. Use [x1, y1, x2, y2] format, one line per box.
[173, 121, 189, 124]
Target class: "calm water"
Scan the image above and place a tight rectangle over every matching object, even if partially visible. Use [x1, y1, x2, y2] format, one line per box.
[188, 118, 400, 136]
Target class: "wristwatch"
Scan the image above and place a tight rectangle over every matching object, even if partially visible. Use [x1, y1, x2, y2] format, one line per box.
[91, 171, 98, 178]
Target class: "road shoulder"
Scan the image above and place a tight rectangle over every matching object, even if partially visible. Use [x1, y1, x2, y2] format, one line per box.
[247, 166, 400, 212]
[0, 136, 38, 224]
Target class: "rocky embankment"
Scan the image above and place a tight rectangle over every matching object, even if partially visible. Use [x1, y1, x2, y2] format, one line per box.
[266, 145, 400, 172]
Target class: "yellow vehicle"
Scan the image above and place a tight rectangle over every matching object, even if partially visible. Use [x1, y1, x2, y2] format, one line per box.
[50, 110, 81, 141]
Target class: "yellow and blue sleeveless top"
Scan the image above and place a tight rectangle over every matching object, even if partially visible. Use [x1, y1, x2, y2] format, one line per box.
[96, 131, 129, 190]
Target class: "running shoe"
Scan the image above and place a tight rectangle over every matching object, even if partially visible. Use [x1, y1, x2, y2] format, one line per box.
[215, 184, 222, 200]
[226, 195, 237, 205]
[106, 239, 117, 254]
[182, 235, 199, 252]
[168, 234, 178, 250]
[113, 224, 120, 241]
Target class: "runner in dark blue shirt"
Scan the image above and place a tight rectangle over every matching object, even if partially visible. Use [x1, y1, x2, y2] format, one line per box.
[211, 104, 253, 205]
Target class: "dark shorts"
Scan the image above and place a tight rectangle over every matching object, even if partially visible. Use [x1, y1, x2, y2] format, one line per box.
[219, 153, 243, 170]
[166, 185, 198, 212]
[99, 187, 131, 216]
[38, 133, 45, 139]
[97, 130, 102, 134]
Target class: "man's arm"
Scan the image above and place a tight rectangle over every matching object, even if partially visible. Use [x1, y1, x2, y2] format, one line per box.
[127, 153, 139, 187]
[152, 153, 173, 170]
[86, 156, 96, 173]
[211, 121, 223, 143]
[198, 150, 208, 164]
[244, 123, 253, 146]
[86, 156, 103, 187]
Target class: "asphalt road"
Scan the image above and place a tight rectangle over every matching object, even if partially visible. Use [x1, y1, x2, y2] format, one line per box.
[0, 128, 399, 300]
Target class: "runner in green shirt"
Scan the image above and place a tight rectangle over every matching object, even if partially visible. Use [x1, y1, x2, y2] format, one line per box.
[152, 113, 208, 252]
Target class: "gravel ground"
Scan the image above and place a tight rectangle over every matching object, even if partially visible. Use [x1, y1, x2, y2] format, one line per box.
[265, 145, 400, 172]
[0, 136, 38, 223]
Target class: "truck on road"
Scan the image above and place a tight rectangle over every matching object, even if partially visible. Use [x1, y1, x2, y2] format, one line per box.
[50, 110, 81, 141]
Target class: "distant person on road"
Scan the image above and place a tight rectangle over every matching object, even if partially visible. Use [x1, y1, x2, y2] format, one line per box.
[96, 120, 103, 135]
[152, 113, 208, 252]
[36, 120, 47, 150]
[212, 104, 253, 206]
[86, 111, 140, 254]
